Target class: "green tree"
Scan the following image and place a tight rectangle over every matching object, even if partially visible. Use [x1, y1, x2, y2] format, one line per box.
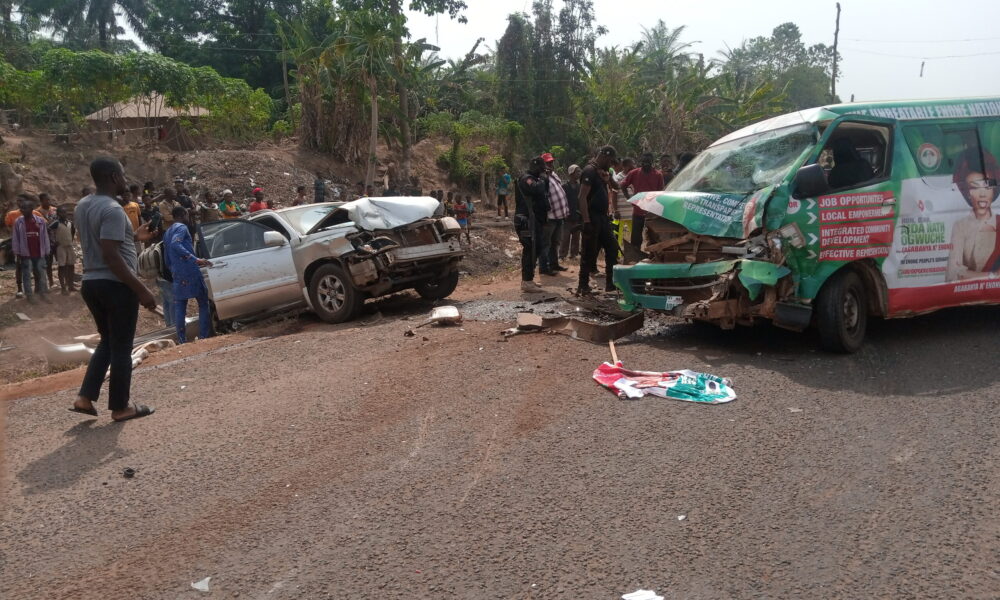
[25, 0, 150, 50]
[718, 22, 838, 108]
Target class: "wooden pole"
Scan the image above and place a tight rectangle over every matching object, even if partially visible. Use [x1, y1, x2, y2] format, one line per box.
[832, 2, 841, 101]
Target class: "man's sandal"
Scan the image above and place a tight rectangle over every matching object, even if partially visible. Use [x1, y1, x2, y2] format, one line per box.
[112, 404, 155, 423]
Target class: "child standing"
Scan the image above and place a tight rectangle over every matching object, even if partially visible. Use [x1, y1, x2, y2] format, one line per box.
[49, 205, 77, 295]
[453, 195, 471, 243]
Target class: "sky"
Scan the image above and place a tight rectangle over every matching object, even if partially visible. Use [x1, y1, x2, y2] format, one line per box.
[405, 0, 1000, 103]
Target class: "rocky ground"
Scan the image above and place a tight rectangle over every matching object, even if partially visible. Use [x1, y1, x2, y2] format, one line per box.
[2, 262, 1000, 599]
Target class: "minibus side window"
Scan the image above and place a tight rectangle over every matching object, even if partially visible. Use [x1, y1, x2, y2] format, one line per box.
[903, 124, 984, 190]
[820, 121, 892, 191]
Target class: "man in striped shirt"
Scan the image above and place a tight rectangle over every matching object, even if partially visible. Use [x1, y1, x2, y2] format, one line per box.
[539, 153, 569, 275]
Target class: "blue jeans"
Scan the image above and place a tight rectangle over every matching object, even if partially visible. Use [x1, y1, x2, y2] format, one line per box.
[19, 256, 48, 296]
[156, 278, 174, 327]
[174, 292, 212, 344]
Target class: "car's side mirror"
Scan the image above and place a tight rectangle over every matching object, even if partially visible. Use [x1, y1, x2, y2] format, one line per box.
[793, 163, 830, 199]
[263, 231, 287, 247]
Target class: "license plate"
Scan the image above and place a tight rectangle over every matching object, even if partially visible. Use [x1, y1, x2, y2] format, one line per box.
[664, 295, 684, 308]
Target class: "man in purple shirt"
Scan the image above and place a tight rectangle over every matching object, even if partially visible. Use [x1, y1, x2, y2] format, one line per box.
[11, 194, 51, 304]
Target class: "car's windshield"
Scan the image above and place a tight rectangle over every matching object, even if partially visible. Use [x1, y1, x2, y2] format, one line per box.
[668, 124, 818, 195]
[278, 204, 342, 234]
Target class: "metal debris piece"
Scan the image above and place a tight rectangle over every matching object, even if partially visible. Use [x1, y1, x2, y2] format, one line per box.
[15, 312, 30, 321]
[565, 296, 634, 319]
[123, 467, 136, 478]
[502, 311, 644, 344]
[416, 306, 462, 328]
[41, 338, 95, 365]
[191, 577, 211, 592]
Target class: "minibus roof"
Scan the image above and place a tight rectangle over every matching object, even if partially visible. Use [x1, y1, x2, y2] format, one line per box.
[713, 96, 1000, 147]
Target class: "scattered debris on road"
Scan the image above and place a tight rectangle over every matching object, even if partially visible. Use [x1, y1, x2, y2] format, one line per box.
[15, 312, 30, 321]
[405, 306, 463, 336]
[502, 311, 644, 344]
[622, 590, 664, 600]
[123, 468, 136, 478]
[41, 338, 94, 365]
[593, 362, 736, 404]
[191, 577, 211, 592]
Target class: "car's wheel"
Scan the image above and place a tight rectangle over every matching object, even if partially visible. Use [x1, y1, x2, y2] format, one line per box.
[309, 263, 363, 323]
[816, 269, 867, 353]
[414, 270, 460, 300]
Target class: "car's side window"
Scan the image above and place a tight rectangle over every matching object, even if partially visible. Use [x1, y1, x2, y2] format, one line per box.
[253, 215, 292, 240]
[199, 220, 270, 258]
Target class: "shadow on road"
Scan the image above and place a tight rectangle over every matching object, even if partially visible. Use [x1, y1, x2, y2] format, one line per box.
[631, 305, 1000, 398]
[17, 420, 126, 495]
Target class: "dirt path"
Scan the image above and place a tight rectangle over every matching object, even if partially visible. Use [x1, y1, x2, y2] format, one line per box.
[2, 270, 1000, 598]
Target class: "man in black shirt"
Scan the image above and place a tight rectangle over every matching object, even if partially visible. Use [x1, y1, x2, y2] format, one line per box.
[577, 145, 620, 295]
[514, 157, 549, 293]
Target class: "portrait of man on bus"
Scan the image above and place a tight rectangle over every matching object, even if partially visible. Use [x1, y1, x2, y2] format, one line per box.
[946, 150, 1000, 281]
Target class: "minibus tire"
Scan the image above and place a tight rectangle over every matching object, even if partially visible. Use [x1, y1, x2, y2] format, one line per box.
[817, 270, 867, 353]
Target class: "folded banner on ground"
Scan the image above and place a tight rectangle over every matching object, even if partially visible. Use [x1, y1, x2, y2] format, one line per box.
[593, 362, 736, 404]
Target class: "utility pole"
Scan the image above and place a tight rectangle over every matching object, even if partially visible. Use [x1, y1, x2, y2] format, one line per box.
[832, 2, 841, 101]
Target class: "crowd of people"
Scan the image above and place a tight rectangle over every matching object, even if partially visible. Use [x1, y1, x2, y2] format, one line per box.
[6, 148, 686, 423]
[510, 147, 693, 296]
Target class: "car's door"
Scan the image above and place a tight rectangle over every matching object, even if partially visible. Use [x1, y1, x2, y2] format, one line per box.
[197, 219, 301, 320]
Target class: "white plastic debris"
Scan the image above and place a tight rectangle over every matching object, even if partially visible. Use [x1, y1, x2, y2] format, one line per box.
[677, 515, 686, 521]
[191, 577, 211, 592]
[789, 408, 803, 413]
[622, 590, 663, 600]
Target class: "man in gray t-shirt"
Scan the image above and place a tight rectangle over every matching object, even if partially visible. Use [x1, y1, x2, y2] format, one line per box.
[75, 194, 138, 282]
[70, 157, 157, 423]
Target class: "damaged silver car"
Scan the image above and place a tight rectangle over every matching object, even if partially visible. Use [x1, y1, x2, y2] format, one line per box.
[196, 197, 464, 324]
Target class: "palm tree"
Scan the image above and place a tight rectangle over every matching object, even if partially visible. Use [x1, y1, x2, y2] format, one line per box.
[23, 0, 148, 50]
[636, 21, 694, 85]
[335, 9, 396, 189]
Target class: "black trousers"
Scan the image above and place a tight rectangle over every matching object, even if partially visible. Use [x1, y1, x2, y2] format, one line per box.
[631, 214, 646, 248]
[518, 218, 545, 281]
[79, 279, 139, 411]
[579, 215, 618, 291]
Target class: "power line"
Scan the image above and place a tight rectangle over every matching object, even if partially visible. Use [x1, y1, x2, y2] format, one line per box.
[845, 36, 1000, 44]
[841, 47, 1000, 60]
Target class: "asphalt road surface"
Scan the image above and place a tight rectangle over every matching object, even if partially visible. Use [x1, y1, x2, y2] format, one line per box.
[2, 284, 999, 599]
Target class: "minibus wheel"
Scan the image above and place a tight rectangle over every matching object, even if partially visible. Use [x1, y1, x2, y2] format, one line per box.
[817, 269, 867, 353]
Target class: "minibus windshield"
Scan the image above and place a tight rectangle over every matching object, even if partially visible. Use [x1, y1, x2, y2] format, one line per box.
[668, 124, 818, 195]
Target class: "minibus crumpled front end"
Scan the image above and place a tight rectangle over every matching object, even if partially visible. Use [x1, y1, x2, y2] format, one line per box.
[613, 214, 806, 329]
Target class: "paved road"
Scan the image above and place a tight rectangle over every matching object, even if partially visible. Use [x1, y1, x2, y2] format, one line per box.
[2, 291, 999, 599]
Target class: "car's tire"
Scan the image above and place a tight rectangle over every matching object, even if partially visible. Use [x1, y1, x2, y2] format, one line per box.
[816, 269, 867, 353]
[309, 263, 363, 323]
[414, 270, 460, 300]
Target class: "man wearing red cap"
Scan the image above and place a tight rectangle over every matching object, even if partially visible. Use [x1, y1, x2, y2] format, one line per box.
[539, 152, 569, 275]
[248, 188, 268, 213]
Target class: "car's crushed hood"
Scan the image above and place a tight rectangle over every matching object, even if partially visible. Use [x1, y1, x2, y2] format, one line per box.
[338, 197, 440, 231]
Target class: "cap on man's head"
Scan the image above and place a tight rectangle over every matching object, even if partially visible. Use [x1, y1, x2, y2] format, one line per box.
[252, 187, 263, 194]
[598, 145, 617, 157]
[568, 164, 580, 175]
[221, 189, 233, 196]
[540, 152, 555, 163]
